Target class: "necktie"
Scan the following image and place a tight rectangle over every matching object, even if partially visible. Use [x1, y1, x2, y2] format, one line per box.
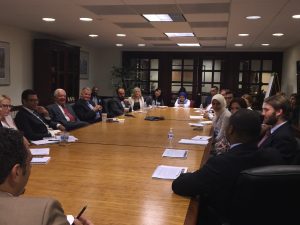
[63, 106, 75, 122]
[258, 129, 271, 147]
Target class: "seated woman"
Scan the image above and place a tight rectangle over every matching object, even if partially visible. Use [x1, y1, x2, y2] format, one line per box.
[229, 98, 247, 114]
[128, 87, 145, 111]
[174, 92, 190, 108]
[146, 88, 164, 106]
[211, 94, 231, 155]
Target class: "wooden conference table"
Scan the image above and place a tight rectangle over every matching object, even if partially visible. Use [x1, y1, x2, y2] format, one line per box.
[25, 107, 212, 225]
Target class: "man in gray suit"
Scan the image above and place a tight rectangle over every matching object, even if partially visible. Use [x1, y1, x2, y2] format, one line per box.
[0, 128, 93, 225]
[47, 89, 88, 131]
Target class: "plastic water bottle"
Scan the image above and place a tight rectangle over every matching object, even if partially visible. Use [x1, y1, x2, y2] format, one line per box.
[199, 103, 204, 113]
[168, 128, 174, 148]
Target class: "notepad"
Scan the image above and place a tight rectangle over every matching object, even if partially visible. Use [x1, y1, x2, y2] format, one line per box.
[191, 136, 212, 141]
[162, 149, 188, 158]
[30, 148, 50, 156]
[31, 157, 51, 164]
[152, 165, 188, 179]
[31, 139, 60, 145]
[188, 123, 204, 127]
[190, 115, 203, 120]
[178, 139, 209, 145]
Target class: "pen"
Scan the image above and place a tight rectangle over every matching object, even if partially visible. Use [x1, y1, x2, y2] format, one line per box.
[72, 205, 87, 225]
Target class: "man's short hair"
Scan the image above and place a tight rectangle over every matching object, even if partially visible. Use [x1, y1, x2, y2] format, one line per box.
[21, 89, 37, 103]
[229, 109, 261, 141]
[0, 128, 28, 184]
[116, 87, 125, 95]
[264, 95, 290, 120]
[212, 86, 219, 91]
[53, 88, 66, 97]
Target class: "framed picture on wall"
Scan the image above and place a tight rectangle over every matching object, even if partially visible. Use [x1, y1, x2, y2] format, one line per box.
[80, 51, 89, 79]
[0, 42, 10, 85]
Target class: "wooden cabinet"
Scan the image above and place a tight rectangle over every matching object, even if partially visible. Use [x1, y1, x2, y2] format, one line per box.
[34, 39, 80, 106]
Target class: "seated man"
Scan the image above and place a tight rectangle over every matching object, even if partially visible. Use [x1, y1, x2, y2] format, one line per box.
[172, 109, 280, 224]
[90, 86, 103, 106]
[47, 89, 89, 131]
[73, 87, 102, 123]
[15, 89, 65, 141]
[107, 87, 131, 118]
[0, 128, 93, 225]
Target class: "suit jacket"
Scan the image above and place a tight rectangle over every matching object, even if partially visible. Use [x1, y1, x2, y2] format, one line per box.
[90, 94, 103, 106]
[73, 99, 101, 123]
[15, 107, 58, 141]
[107, 97, 131, 118]
[203, 95, 212, 108]
[47, 103, 88, 131]
[0, 193, 69, 225]
[259, 122, 298, 164]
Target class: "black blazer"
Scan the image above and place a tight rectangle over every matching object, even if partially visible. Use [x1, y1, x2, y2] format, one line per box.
[15, 107, 57, 140]
[259, 122, 298, 163]
[107, 97, 128, 118]
[47, 103, 88, 131]
[73, 99, 101, 123]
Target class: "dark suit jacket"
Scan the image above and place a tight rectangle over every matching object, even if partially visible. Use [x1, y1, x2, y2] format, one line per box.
[90, 94, 103, 106]
[15, 107, 58, 140]
[107, 97, 125, 118]
[259, 122, 298, 164]
[47, 103, 89, 131]
[73, 99, 101, 123]
[203, 95, 212, 108]
[172, 143, 280, 221]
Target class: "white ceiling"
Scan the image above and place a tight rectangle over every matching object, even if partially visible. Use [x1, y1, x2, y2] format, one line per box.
[0, 0, 300, 50]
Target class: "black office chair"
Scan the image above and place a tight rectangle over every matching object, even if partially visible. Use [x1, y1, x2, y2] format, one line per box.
[228, 165, 300, 225]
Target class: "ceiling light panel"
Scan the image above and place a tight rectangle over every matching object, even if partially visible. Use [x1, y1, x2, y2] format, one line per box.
[142, 14, 173, 22]
[80, 18, 93, 21]
[177, 43, 200, 47]
[165, 33, 194, 37]
[42, 18, 55, 22]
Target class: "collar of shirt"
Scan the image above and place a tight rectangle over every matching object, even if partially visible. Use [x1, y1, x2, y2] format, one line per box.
[230, 143, 242, 150]
[23, 106, 35, 114]
[271, 121, 287, 134]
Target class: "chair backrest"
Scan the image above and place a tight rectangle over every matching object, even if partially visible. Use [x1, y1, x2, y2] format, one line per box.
[229, 165, 300, 225]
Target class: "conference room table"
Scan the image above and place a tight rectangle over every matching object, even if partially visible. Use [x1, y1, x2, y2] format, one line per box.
[25, 107, 212, 225]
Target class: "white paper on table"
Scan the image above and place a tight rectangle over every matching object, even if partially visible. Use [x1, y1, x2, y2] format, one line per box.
[190, 115, 203, 120]
[191, 136, 212, 141]
[30, 148, 50, 156]
[201, 121, 213, 125]
[188, 123, 204, 127]
[162, 149, 188, 158]
[152, 165, 188, 179]
[31, 156, 51, 164]
[178, 139, 209, 145]
[31, 139, 60, 145]
[66, 215, 74, 225]
[158, 106, 168, 109]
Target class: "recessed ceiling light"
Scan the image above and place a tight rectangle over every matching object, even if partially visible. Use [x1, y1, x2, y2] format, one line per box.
[80, 18, 93, 22]
[42, 18, 55, 22]
[116, 44, 123, 47]
[116, 34, 126, 37]
[138, 44, 146, 47]
[238, 33, 249, 37]
[261, 43, 270, 46]
[246, 16, 261, 20]
[292, 15, 300, 19]
[272, 33, 284, 36]
[165, 33, 194, 37]
[89, 34, 98, 38]
[235, 44, 243, 47]
[177, 43, 200, 47]
[142, 14, 173, 22]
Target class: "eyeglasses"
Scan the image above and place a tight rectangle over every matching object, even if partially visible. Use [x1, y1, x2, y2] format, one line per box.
[0, 104, 13, 108]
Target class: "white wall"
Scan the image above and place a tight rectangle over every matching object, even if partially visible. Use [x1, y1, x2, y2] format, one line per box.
[282, 42, 300, 95]
[0, 24, 33, 104]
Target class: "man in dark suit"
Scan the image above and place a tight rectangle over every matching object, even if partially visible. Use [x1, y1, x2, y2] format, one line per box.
[107, 87, 131, 118]
[73, 87, 102, 123]
[203, 86, 218, 108]
[15, 89, 65, 141]
[0, 128, 93, 225]
[258, 94, 298, 163]
[90, 86, 103, 106]
[47, 89, 88, 131]
[172, 109, 277, 225]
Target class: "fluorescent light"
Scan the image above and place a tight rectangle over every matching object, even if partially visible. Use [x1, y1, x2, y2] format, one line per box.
[116, 34, 126, 37]
[116, 44, 123, 47]
[89, 34, 98, 38]
[42, 18, 55, 22]
[292, 15, 300, 19]
[138, 44, 146, 47]
[238, 33, 249, 37]
[80, 18, 93, 22]
[261, 43, 270, 46]
[177, 43, 200, 47]
[246, 16, 261, 20]
[235, 44, 243, 47]
[165, 33, 194, 37]
[272, 33, 284, 36]
[142, 14, 173, 22]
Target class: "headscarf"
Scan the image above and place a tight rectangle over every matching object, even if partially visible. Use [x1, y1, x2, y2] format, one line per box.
[178, 92, 188, 104]
[211, 94, 226, 116]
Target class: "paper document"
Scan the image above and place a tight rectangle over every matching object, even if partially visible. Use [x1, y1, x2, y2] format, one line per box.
[190, 116, 203, 120]
[178, 139, 209, 145]
[152, 165, 188, 179]
[30, 148, 50, 156]
[162, 149, 188, 158]
[31, 157, 51, 164]
[192, 136, 212, 141]
[201, 121, 213, 125]
[188, 123, 204, 127]
[31, 139, 60, 145]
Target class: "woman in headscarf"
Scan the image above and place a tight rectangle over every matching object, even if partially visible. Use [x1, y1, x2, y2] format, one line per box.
[174, 92, 190, 108]
[211, 94, 231, 155]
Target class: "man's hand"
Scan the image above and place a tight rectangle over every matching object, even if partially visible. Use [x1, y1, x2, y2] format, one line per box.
[73, 215, 94, 225]
[93, 105, 102, 112]
[36, 106, 49, 117]
[58, 124, 66, 131]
